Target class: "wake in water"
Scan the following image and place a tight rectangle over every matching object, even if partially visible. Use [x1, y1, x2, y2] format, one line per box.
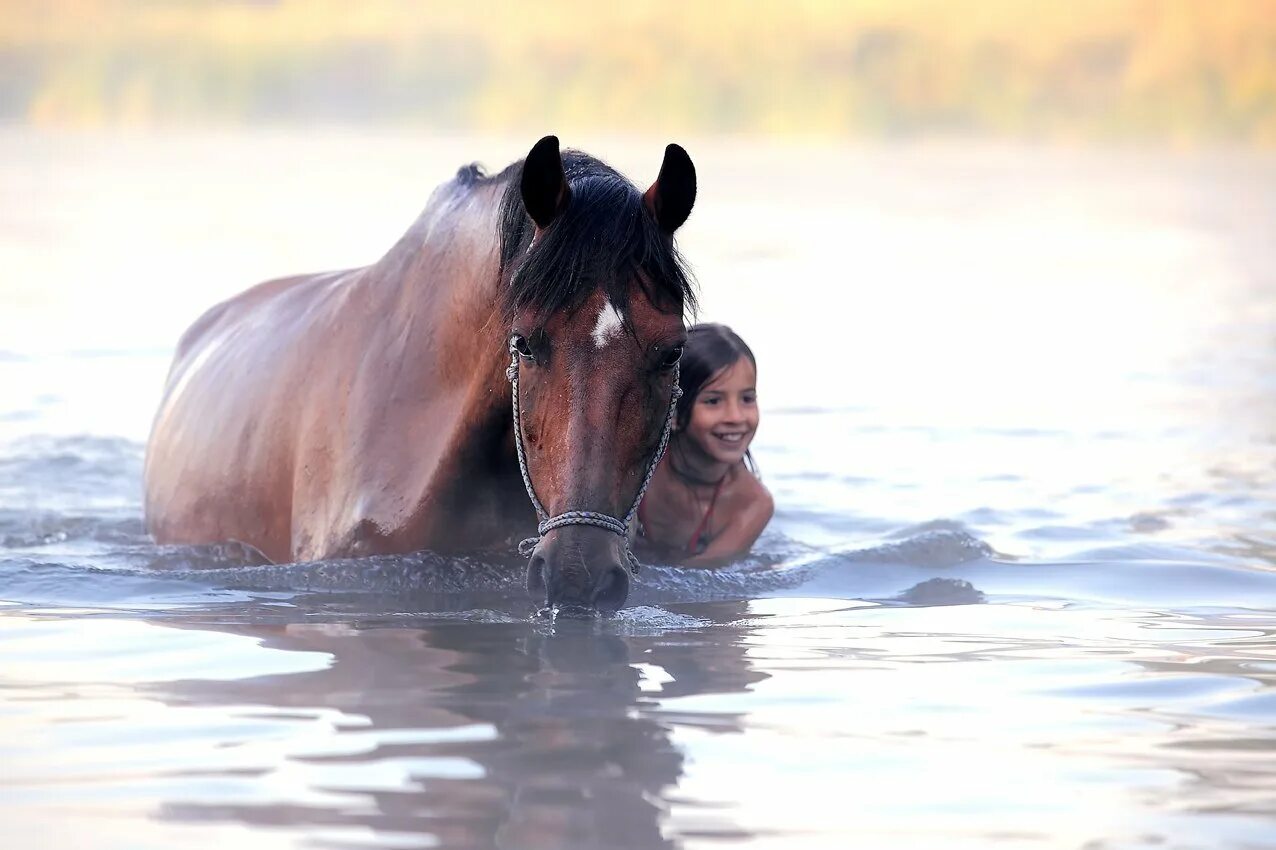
[3, 434, 1276, 617]
[5, 512, 1273, 618]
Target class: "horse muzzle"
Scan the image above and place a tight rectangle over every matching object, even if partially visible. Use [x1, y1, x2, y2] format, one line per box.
[526, 526, 631, 614]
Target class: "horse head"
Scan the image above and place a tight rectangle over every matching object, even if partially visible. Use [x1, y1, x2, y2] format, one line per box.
[501, 136, 696, 613]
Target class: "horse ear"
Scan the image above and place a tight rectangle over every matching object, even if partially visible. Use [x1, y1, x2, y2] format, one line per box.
[520, 135, 570, 230]
[644, 143, 696, 234]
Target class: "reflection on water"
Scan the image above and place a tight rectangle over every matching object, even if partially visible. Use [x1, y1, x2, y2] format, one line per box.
[3, 602, 1275, 849]
[153, 618, 696, 848]
[2, 131, 1276, 847]
[1, 607, 744, 849]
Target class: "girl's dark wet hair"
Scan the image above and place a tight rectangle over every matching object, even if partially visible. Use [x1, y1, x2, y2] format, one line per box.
[676, 323, 756, 429]
[676, 323, 759, 471]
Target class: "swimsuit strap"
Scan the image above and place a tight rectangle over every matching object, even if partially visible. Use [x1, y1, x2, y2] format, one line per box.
[687, 474, 727, 555]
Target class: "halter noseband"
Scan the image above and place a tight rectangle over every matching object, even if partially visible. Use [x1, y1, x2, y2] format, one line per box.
[506, 341, 682, 576]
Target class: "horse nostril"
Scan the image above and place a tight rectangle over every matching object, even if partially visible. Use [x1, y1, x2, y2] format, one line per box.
[526, 553, 547, 600]
[590, 564, 630, 612]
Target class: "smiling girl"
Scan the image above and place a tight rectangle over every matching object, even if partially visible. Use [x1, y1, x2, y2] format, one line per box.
[635, 323, 773, 566]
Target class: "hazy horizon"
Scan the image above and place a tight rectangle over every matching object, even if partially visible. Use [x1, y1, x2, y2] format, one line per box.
[3, 0, 1274, 146]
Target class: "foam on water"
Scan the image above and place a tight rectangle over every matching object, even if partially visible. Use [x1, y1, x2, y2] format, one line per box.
[4, 492, 1274, 619]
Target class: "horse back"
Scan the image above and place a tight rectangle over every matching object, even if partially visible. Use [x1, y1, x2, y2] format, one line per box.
[144, 266, 367, 560]
[144, 166, 519, 563]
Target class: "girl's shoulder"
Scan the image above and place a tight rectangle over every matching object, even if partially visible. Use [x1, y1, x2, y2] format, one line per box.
[724, 464, 774, 525]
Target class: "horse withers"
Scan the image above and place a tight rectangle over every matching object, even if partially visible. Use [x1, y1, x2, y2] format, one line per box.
[143, 136, 697, 612]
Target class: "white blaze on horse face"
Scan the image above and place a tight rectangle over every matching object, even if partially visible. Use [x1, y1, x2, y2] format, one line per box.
[591, 298, 624, 349]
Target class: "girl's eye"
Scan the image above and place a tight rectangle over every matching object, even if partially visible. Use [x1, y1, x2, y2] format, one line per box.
[701, 396, 720, 406]
[511, 334, 533, 359]
[743, 393, 757, 404]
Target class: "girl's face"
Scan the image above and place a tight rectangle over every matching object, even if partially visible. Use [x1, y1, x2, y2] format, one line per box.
[683, 356, 759, 465]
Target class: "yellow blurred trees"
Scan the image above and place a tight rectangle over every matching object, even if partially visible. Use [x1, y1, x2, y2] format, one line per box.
[2, 0, 1274, 144]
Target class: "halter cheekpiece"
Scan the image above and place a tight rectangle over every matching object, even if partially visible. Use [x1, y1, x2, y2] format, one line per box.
[506, 340, 682, 576]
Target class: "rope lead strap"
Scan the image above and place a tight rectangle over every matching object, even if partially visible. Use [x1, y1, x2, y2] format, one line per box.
[507, 346, 682, 576]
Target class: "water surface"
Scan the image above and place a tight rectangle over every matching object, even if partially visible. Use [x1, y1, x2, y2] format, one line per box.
[2, 131, 1275, 849]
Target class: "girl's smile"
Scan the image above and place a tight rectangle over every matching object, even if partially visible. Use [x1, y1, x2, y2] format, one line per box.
[683, 357, 759, 467]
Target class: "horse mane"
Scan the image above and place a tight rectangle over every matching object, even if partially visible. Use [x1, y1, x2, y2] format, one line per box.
[470, 150, 695, 325]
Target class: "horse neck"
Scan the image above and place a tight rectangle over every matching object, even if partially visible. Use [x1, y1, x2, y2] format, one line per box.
[357, 175, 531, 545]
[367, 176, 510, 385]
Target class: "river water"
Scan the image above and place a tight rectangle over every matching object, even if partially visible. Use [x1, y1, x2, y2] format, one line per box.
[2, 130, 1275, 849]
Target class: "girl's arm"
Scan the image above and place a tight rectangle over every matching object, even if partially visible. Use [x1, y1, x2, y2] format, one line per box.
[681, 486, 774, 568]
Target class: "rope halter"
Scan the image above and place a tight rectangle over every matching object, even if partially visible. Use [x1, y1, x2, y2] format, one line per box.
[506, 340, 683, 577]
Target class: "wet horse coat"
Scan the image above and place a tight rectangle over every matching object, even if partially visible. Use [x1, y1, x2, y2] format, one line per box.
[144, 138, 696, 609]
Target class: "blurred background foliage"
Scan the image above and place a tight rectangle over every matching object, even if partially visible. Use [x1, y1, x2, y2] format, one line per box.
[2, 0, 1274, 145]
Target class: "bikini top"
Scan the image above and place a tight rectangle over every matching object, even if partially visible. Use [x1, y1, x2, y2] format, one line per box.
[637, 474, 727, 556]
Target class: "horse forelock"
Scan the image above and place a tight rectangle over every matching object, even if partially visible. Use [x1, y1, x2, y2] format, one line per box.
[496, 150, 696, 329]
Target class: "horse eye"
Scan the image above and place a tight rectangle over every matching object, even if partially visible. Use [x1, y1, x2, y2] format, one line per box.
[659, 345, 684, 370]
[511, 334, 534, 359]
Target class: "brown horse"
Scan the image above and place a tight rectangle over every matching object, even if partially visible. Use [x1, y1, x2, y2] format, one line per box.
[143, 136, 696, 612]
